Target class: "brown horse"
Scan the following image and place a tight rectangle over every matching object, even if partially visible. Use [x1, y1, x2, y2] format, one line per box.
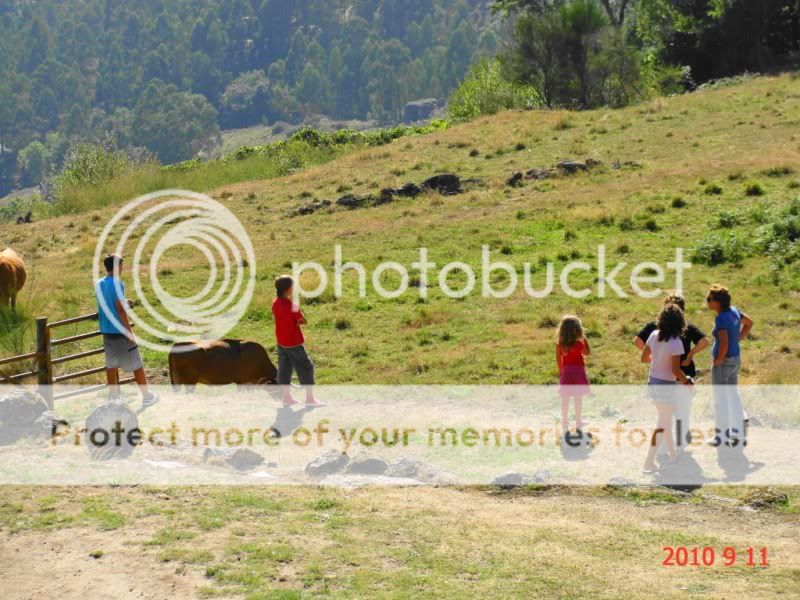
[0, 248, 26, 309]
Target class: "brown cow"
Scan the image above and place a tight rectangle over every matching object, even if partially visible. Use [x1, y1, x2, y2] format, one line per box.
[168, 339, 278, 392]
[0, 248, 26, 309]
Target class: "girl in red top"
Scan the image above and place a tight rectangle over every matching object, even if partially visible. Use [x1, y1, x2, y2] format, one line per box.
[556, 315, 591, 435]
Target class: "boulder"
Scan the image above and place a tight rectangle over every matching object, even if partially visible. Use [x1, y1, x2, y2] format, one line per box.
[85, 400, 140, 461]
[376, 188, 397, 205]
[346, 455, 389, 476]
[305, 449, 350, 477]
[397, 182, 422, 198]
[203, 447, 265, 471]
[531, 469, 551, 484]
[506, 172, 523, 187]
[0, 389, 50, 445]
[385, 455, 420, 478]
[421, 174, 461, 195]
[336, 194, 367, 209]
[292, 199, 331, 217]
[525, 168, 552, 180]
[557, 160, 589, 175]
[403, 98, 442, 124]
[492, 472, 525, 487]
[34, 411, 69, 440]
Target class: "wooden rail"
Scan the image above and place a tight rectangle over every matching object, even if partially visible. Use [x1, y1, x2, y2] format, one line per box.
[0, 312, 136, 409]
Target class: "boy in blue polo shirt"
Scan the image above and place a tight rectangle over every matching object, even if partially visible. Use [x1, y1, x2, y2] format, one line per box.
[96, 254, 159, 408]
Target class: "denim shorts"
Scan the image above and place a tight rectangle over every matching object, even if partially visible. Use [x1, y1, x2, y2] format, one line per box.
[647, 376, 678, 404]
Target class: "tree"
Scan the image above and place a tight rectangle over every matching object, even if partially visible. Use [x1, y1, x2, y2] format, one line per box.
[503, 10, 568, 107]
[133, 80, 221, 163]
[296, 64, 327, 114]
[220, 70, 270, 128]
[17, 140, 51, 186]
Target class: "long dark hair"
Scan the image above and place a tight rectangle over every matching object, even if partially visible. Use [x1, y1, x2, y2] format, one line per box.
[657, 304, 686, 342]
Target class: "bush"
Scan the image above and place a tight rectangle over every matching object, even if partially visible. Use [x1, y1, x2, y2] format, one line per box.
[744, 181, 765, 196]
[447, 58, 541, 122]
[692, 233, 747, 265]
[716, 210, 743, 228]
[704, 183, 723, 195]
[671, 197, 687, 208]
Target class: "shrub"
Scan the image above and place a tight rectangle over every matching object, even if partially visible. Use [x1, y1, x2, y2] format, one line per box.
[692, 233, 747, 265]
[671, 197, 687, 208]
[704, 183, 723, 195]
[447, 58, 542, 122]
[716, 210, 743, 228]
[643, 219, 659, 232]
[619, 217, 635, 231]
[744, 181, 765, 196]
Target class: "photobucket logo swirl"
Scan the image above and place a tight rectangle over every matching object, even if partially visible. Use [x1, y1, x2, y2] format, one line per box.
[93, 190, 256, 352]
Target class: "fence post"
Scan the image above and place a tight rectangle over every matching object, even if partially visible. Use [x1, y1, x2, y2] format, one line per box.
[36, 317, 53, 410]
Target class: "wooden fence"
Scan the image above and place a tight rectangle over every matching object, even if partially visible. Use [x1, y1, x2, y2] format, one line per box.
[0, 312, 134, 409]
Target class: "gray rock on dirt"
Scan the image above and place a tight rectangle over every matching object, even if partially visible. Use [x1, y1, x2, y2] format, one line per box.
[85, 400, 140, 461]
[0, 389, 50, 445]
[203, 447, 265, 471]
[305, 449, 350, 476]
[34, 411, 69, 440]
[346, 455, 389, 475]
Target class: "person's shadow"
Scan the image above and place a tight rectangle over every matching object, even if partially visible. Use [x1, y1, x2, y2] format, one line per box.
[716, 446, 764, 483]
[559, 430, 596, 462]
[269, 405, 317, 439]
[654, 452, 715, 491]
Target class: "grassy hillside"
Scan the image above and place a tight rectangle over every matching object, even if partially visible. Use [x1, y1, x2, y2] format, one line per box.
[3, 73, 800, 387]
[1, 74, 799, 599]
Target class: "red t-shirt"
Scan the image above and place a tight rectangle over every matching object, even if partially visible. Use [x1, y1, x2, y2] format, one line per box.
[558, 340, 586, 367]
[272, 297, 305, 347]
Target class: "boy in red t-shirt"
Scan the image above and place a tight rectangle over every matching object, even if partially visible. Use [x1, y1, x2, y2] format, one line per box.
[272, 276, 323, 407]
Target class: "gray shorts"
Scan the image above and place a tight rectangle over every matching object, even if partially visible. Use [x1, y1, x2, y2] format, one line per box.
[103, 334, 144, 373]
[277, 345, 315, 385]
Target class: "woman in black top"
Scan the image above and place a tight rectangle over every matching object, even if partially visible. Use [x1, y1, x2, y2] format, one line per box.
[633, 294, 709, 452]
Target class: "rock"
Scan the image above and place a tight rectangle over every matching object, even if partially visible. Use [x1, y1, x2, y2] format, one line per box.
[346, 455, 389, 475]
[385, 456, 421, 478]
[506, 172, 524, 187]
[84, 400, 140, 461]
[402, 98, 443, 124]
[336, 194, 367, 209]
[0, 389, 50, 445]
[397, 182, 422, 198]
[531, 469, 551, 484]
[292, 199, 331, 216]
[524, 168, 553, 180]
[492, 472, 525, 487]
[421, 174, 461, 195]
[376, 188, 397, 205]
[203, 447, 264, 471]
[557, 160, 589, 175]
[34, 411, 69, 440]
[305, 449, 350, 477]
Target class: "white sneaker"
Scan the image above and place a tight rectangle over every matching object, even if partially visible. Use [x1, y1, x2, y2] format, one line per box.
[141, 393, 160, 409]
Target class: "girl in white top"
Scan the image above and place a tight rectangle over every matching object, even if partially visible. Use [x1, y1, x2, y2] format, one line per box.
[640, 304, 693, 473]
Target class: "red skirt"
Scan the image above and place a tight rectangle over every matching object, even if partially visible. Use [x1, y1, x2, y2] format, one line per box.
[559, 366, 591, 399]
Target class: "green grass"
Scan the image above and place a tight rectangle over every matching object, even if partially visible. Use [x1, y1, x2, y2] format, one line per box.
[0, 485, 796, 598]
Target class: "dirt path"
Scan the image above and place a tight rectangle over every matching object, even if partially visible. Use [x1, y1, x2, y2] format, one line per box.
[0, 528, 205, 600]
